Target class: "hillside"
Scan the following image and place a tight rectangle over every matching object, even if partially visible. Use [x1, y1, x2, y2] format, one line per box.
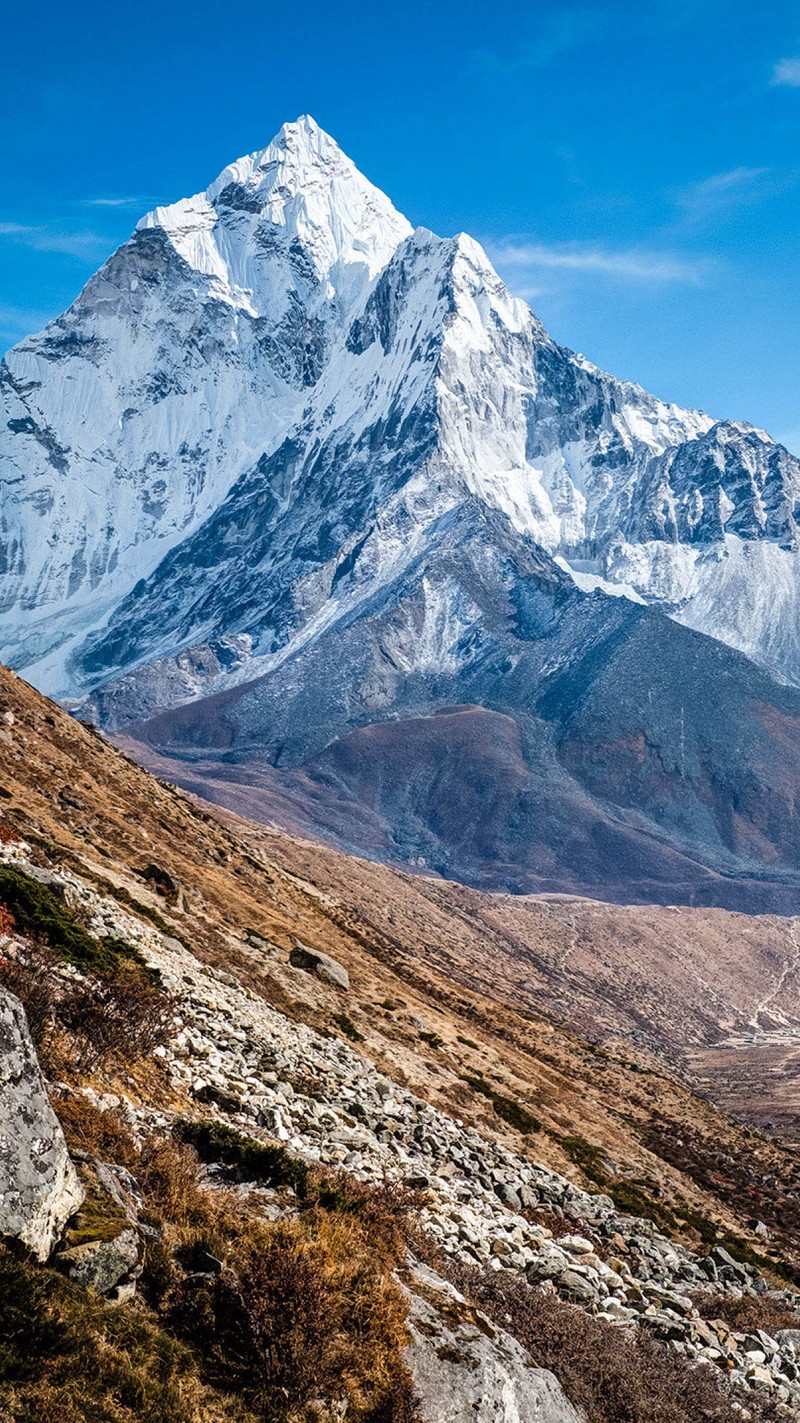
[3, 663, 800, 1418]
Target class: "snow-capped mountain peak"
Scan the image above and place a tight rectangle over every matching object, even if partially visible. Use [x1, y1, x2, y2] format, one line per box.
[4, 115, 800, 715]
[137, 115, 412, 315]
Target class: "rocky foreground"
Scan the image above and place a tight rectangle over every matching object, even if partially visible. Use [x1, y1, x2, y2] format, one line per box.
[3, 834, 800, 1420]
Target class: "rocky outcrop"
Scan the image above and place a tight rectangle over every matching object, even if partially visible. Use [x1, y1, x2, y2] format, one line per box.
[405, 1258, 582, 1423]
[0, 985, 83, 1259]
[289, 941, 350, 990]
[55, 1158, 144, 1303]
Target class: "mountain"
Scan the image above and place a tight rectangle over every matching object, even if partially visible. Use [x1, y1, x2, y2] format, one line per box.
[123, 501, 800, 910]
[0, 117, 410, 689]
[4, 116, 800, 905]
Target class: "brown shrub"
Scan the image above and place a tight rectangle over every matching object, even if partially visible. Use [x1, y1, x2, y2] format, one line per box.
[312, 1171, 421, 1261]
[168, 1217, 416, 1423]
[0, 945, 57, 1048]
[0, 901, 14, 933]
[53, 1092, 139, 1170]
[137, 1136, 210, 1226]
[691, 1288, 800, 1335]
[0, 936, 173, 1074]
[59, 965, 174, 1068]
[440, 1260, 784, 1423]
[3, 1108, 420, 1423]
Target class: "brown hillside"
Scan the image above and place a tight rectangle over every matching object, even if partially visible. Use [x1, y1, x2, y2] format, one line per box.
[1, 662, 800, 1280]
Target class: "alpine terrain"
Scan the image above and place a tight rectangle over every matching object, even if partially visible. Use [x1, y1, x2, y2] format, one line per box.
[4, 659, 800, 1422]
[4, 115, 800, 905]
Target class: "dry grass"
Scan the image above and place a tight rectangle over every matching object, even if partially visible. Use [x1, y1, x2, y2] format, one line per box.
[54, 1092, 140, 1169]
[29, 1099, 420, 1423]
[440, 1260, 784, 1423]
[0, 1241, 255, 1423]
[169, 1217, 413, 1421]
[691, 1289, 800, 1335]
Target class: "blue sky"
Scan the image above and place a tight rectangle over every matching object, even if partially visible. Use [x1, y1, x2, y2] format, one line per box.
[4, 0, 800, 448]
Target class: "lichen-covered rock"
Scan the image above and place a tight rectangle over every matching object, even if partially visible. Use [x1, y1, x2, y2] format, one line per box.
[0, 986, 83, 1259]
[289, 941, 350, 990]
[404, 1259, 582, 1423]
[55, 1157, 144, 1301]
[57, 1226, 140, 1300]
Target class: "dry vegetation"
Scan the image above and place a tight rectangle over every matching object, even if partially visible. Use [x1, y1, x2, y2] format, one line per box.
[3, 663, 800, 1417]
[437, 1260, 785, 1423]
[0, 929, 173, 1077]
[1, 1092, 419, 1423]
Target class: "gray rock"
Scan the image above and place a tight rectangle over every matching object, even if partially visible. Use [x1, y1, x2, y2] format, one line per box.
[776, 1331, 800, 1352]
[404, 1258, 582, 1422]
[0, 986, 83, 1259]
[57, 1226, 140, 1298]
[55, 1157, 144, 1300]
[558, 1268, 600, 1304]
[289, 941, 350, 990]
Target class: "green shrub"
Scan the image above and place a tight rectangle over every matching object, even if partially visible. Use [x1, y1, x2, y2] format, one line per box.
[333, 1011, 364, 1042]
[0, 866, 158, 984]
[463, 1074, 542, 1135]
[553, 1133, 679, 1232]
[174, 1119, 311, 1197]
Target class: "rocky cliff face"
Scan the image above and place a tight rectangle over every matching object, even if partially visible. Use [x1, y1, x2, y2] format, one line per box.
[0, 985, 83, 1259]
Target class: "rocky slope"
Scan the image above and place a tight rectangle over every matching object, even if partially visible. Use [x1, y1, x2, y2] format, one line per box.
[123, 516, 800, 910]
[3, 664, 800, 1418]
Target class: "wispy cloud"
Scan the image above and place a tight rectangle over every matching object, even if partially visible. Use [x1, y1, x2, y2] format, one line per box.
[80, 195, 152, 210]
[0, 221, 110, 260]
[490, 240, 707, 287]
[772, 56, 800, 87]
[466, 6, 602, 78]
[675, 166, 771, 222]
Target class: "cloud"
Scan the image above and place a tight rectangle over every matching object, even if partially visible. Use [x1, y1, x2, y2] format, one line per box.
[80, 195, 152, 209]
[466, 6, 602, 78]
[0, 221, 110, 260]
[772, 56, 800, 86]
[491, 239, 707, 286]
[675, 166, 771, 222]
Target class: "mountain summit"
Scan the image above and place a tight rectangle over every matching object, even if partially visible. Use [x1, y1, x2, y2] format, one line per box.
[4, 119, 800, 905]
[138, 115, 412, 311]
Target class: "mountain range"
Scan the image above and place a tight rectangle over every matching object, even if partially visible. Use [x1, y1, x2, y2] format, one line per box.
[3, 115, 800, 907]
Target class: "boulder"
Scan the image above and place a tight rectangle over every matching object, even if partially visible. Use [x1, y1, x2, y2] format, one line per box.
[140, 862, 184, 910]
[403, 1258, 582, 1422]
[0, 986, 83, 1259]
[57, 1226, 140, 1299]
[289, 941, 349, 990]
[55, 1158, 144, 1302]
